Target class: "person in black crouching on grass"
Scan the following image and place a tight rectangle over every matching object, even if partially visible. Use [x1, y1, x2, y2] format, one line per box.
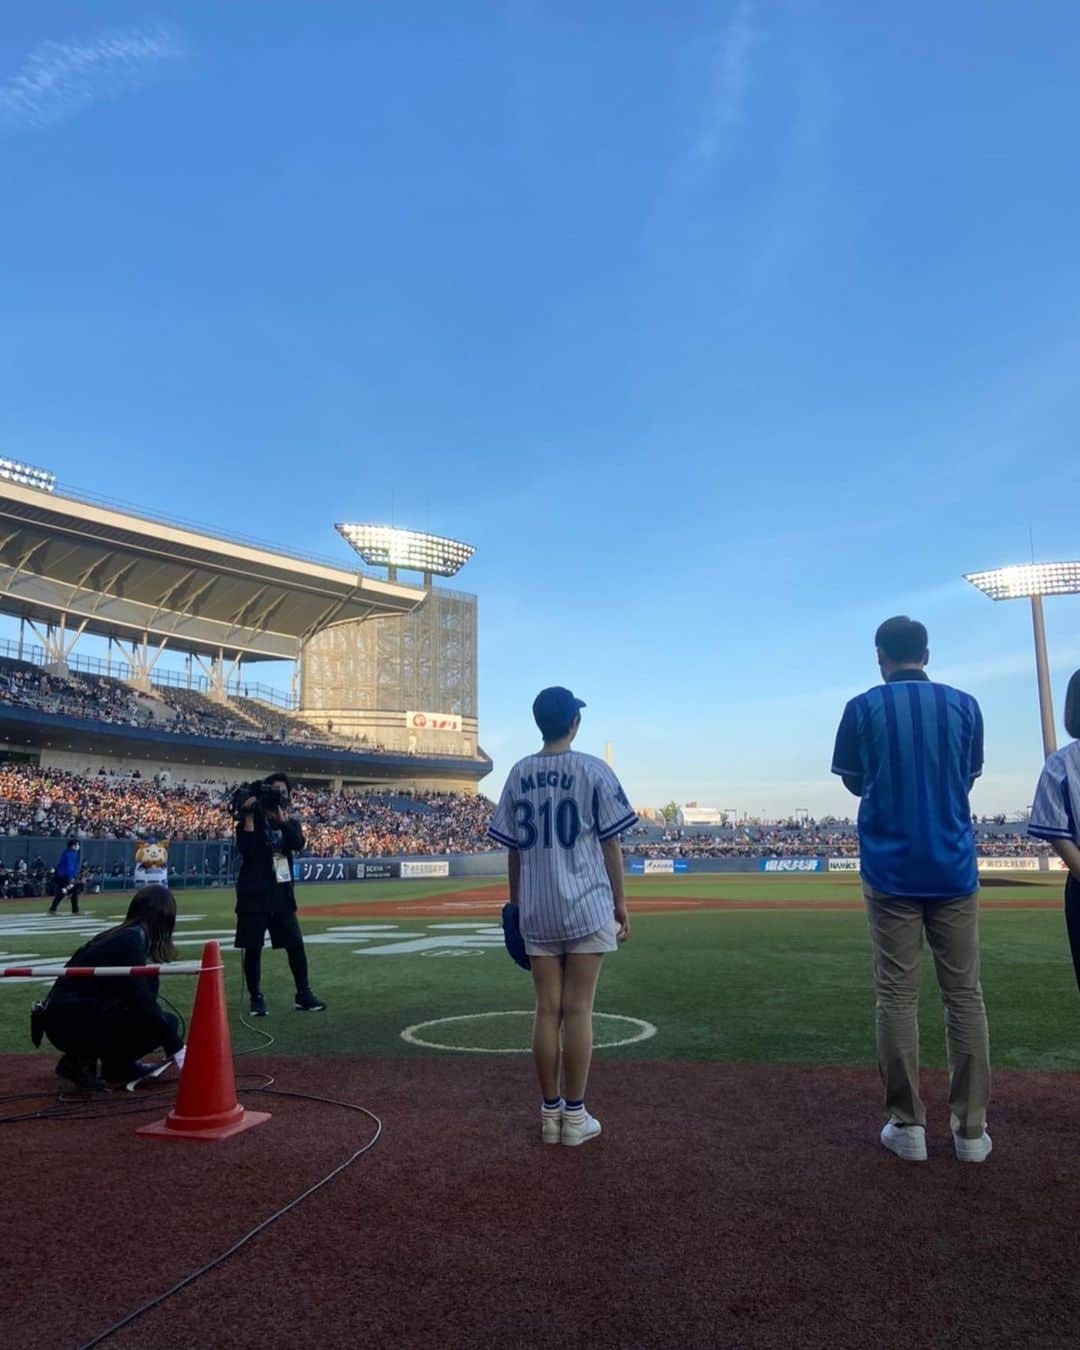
[235, 773, 326, 1015]
[41, 885, 185, 1091]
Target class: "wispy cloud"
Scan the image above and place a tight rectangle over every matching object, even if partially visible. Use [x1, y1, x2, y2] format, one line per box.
[691, 0, 758, 166]
[0, 23, 184, 134]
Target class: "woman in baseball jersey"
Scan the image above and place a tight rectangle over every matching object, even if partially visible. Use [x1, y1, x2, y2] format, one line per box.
[488, 687, 636, 1145]
[1029, 670, 1080, 988]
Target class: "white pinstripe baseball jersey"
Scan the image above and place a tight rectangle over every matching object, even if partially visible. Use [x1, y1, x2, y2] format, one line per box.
[1029, 741, 1080, 845]
[488, 750, 638, 942]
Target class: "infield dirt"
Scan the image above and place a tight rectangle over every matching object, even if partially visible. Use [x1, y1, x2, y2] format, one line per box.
[3, 1053, 1078, 1349]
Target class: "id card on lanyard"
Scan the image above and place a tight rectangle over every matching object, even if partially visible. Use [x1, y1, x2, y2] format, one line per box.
[272, 854, 291, 884]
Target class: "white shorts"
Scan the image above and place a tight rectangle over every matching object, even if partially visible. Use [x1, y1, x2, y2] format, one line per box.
[525, 916, 619, 959]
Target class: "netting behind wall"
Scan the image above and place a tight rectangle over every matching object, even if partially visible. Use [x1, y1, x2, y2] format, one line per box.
[300, 588, 477, 715]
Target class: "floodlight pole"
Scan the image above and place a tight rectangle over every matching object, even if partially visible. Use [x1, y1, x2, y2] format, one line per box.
[1030, 595, 1057, 758]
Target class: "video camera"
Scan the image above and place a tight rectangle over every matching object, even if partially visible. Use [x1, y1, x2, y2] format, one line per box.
[229, 778, 286, 821]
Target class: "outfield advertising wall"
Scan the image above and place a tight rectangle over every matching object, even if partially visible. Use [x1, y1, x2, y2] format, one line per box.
[0, 836, 1063, 894]
[825, 856, 1058, 875]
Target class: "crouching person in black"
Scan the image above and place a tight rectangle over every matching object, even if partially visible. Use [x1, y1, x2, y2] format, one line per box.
[42, 885, 185, 1091]
[235, 773, 326, 1015]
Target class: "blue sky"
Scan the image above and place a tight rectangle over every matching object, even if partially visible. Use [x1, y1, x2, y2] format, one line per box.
[2, 2, 1079, 816]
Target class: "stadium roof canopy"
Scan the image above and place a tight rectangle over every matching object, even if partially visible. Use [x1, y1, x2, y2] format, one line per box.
[0, 480, 427, 663]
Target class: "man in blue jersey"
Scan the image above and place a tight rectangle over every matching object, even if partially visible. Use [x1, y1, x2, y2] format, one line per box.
[832, 616, 991, 1164]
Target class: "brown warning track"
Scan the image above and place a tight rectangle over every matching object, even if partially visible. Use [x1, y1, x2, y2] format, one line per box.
[3, 1053, 1079, 1348]
[301, 887, 1063, 918]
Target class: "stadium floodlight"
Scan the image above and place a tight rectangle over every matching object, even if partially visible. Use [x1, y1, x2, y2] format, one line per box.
[964, 563, 1080, 601]
[336, 524, 475, 578]
[964, 562, 1080, 758]
[0, 457, 55, 493]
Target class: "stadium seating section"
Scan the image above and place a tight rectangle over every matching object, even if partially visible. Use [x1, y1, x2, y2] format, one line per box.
[623, 820, 1048, 859]
[0, 763, 495, 855]
[0, 657, 459, 757]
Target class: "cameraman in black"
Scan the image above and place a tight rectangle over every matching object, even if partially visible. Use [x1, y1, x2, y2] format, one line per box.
[234, 772, 326, 1015]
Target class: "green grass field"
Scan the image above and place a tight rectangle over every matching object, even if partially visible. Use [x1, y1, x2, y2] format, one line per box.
[1, 872, 1076, 1070]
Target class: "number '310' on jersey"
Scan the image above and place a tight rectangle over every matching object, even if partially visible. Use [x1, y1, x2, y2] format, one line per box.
[488, 750, 638, 943]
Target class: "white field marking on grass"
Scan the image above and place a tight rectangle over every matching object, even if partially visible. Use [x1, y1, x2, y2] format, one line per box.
[410, 901, 503, 911]
[400, 1011, 658, 1054]
[0, 915, 111, 938]
[304, 924, 402, 934]
[426, 922, 504, 930]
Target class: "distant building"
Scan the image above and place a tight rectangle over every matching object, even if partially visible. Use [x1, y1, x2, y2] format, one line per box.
[676, 806, 727, 827]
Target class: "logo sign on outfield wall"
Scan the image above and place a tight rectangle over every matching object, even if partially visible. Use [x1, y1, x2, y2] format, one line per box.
[294, 859, 365, 883]
[976, 857, 1040, 872]
[639, 859, 691, 875]
[400, 860, 451, 879]
[1047, 857, 1068, 871]
[761, 858, 824, 873]
[406, 711, 463, 733]
[359, 861, 396, 881]
[828, 857, 861, 872]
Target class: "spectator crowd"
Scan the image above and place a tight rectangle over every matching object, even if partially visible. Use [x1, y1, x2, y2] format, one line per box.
[623, 822, 1049, 860]
[0, 763, 495, 856]
[0, 658, 473, 759]
[0, 748, 1050, 864]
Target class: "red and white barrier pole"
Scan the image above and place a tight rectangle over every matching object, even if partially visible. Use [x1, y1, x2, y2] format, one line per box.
[0, 963, 218, 978]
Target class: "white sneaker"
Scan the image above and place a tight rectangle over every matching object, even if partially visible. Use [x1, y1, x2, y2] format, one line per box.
[880, 1121, 928, 1162]
[954, 1130, 992, 1163]
[561, 1109, 601, 1147]
[541, 1105, 563, 1145]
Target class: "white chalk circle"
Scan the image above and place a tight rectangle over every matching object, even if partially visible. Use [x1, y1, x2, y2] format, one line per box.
[400, 1010, 657, 1054]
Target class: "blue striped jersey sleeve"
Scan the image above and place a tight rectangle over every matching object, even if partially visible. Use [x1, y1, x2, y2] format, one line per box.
[1029, 748, 1079, 842]
[969, 697, 985, 779]
[487, 773, 519, 848]
[593, 763, 638, 841]
[831, 699, 861, 776]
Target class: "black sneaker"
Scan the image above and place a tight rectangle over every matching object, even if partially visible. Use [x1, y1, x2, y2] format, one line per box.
[249, 992, 268, 1017]
[294, 989, 327, 1012]
[56, 1055, 105, 1092]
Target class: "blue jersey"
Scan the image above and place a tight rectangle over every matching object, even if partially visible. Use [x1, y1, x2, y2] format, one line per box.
[55, 848, 80, 882]
[488, 750, 637, 942]
[832, 673, 983, 899]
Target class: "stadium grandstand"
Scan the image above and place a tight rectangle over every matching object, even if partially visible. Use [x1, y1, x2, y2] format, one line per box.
[623, 820, 1052, 860]
[0, 469, 490, 794]
[0, 466, 1052, 896]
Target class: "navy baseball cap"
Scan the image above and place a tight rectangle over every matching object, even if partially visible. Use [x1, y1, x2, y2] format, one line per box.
[501, 902, 531, 971]
[532, 687, 586, 739]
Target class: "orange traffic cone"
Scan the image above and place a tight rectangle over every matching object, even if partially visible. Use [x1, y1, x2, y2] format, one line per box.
[138, 940, 270, 1142]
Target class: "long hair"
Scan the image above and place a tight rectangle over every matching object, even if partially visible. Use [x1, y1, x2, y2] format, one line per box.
[95, 885, 178, 963]
[1067, 669, 1080, 742]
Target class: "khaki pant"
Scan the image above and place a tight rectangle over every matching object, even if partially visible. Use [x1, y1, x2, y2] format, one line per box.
[864, 885, 990, 1139]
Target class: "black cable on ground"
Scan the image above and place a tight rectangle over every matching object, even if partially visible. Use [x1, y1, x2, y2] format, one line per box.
[0, 1071, 274, 1125]
[77, 1085, 382, 1349]
[158, 990, 187, 1044]
[2, 1003, 382, 1348]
